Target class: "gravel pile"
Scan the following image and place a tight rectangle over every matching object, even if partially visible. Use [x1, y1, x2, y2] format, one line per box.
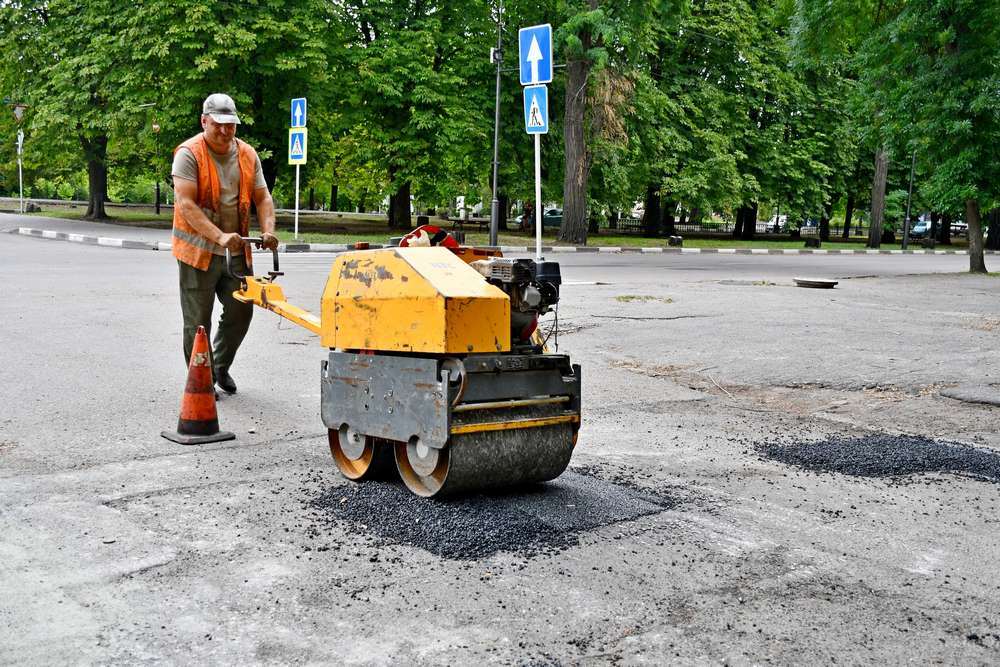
[758, 434, 1000, 484]
[306, 470, 674, 560]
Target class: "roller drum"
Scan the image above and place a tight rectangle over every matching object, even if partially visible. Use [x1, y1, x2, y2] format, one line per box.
[395, 404, 576, 497]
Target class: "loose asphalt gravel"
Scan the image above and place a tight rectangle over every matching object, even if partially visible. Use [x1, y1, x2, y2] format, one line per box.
[757, 433, 1000, 484]
[303, 469, 677, 560]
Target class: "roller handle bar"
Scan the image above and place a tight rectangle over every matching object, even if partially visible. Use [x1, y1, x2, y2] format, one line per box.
[225, 236, 283, 282]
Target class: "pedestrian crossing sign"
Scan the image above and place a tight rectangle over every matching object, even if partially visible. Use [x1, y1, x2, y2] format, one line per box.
[288, 128, 308, 165]
[523, 85, 548, 134]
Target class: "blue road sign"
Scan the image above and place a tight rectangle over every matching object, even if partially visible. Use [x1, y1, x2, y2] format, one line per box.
[290, 98, 307, 128]
[288, 128, 308, 165]
[519, 24, 553, 86]
[523, 85, 548, 134]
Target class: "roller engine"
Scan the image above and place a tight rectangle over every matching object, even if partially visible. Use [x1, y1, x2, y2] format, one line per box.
[470, 257, 562, 349]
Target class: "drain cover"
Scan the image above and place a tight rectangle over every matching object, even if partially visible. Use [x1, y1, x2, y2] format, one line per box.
[794, 277, 838, 289]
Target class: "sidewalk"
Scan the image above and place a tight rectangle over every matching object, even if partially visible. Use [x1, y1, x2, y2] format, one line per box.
[1, 211, 980, 256]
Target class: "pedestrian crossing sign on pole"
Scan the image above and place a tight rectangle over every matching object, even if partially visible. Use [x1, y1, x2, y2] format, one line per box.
[288, 128, 308, 165]
[523, 85, 548, 134]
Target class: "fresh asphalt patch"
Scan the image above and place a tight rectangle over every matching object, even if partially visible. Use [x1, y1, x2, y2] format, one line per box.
[303, 469, 676, 560]
[758, 433, 1000, 485]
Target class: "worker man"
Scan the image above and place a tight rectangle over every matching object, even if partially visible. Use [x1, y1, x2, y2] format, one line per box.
[171, 93, 279, 394]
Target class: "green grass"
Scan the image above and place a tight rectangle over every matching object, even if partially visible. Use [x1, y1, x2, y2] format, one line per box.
[28, 209, 173, 225]
[27, 206, 970, 250]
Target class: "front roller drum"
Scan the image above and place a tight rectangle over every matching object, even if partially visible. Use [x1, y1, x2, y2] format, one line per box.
[329, 425, 396, 481]
[394, 423, 575, 498]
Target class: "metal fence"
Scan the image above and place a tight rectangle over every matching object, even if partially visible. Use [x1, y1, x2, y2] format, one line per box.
[606, 218, 872, 237]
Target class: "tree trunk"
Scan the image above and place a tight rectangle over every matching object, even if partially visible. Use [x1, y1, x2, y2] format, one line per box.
[868, 147, 889, 248]
[309, 187, 315, 210]
[930, 211, 940, 242]
[498, 193, 509, 231]
[732, 207, 743, 238]
[662, 200, 677, 237]
[641, 184, 661, 237]
[388, 180, 411, 229]
[819, 200, 833, 242]
[608, 209, 619, 230]
[842, 192, 855, 239]
[260, 158, 277, 192]
[985, 208, 1000, 251]
[81, 134, 109, 220]
[966, 199, 986, 273]
[559, 1, 597, 246]
[330, 183, 338, 212]
[937, 212, 952, 245]
[736, 203, 757, 240]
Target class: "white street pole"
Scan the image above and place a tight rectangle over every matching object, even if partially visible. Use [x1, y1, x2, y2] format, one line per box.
[17, 129, 24, 214]
[534, 133, 542, 260]
[294, 164, 301, 239]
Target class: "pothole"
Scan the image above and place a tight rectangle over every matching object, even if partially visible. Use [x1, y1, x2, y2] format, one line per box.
[305, 470, 676, 560]
[758, 434, 1000, 484]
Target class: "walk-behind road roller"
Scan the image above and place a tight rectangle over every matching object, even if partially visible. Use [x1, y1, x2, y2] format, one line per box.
[228, 237, 581, 497]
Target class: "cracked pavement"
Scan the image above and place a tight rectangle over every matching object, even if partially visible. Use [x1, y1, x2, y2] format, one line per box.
[2, 229, 999, 665]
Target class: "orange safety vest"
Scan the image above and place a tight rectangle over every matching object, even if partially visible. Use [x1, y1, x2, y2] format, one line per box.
[172, 134, 258, 271]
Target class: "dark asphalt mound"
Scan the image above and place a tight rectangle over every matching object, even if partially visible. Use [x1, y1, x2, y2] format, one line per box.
[758, 434, 1000, 484]
[306, 470, 675, 560]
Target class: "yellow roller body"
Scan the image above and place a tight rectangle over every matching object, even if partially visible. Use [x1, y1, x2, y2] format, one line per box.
[319, 247, 511, 354]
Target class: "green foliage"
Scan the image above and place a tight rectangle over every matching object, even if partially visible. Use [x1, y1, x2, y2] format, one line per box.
[0, 0, 994, 240]
[856, 0, 1000, 213]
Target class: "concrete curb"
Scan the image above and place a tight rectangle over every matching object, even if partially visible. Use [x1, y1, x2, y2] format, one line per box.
[9, 227, 985, 256]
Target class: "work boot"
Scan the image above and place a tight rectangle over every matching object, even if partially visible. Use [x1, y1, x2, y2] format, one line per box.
[215, 369, 238, 395]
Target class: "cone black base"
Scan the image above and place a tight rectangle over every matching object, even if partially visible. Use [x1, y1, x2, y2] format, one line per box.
[160, 429, 236, 445]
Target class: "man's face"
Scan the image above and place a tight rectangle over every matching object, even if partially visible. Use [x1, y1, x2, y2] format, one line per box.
[201, 115, 236, 150]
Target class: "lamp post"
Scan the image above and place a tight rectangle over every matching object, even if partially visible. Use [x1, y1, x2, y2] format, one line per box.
[901, 149, 916, 250]
[488, 0, 504, 247]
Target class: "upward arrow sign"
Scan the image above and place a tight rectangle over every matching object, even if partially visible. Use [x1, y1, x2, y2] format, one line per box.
[294, 103, 303, 126]
[526, 36, 543, 83]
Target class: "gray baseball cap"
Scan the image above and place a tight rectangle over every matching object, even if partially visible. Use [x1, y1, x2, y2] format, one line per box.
[202, 93, 241, 124]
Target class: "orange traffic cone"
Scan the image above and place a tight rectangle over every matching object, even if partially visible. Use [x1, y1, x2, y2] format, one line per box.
[161, 325, 236, 445]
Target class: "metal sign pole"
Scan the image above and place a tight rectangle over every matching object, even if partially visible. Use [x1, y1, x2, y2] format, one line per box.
[534, 133, 542, 260]
[294, 164, 301, 239]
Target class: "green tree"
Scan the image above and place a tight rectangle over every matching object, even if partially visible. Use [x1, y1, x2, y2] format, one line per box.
[1, 0, 129, 218]
[329, 1, 495, 228]
[857, 0, 1000, 271]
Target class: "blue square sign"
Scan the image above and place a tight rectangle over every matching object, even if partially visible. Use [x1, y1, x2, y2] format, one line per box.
[288, 128, 308, 165]
[290, 97, 307, 128]
[519, 24, 553, 86]
[523, 85, 548, 134]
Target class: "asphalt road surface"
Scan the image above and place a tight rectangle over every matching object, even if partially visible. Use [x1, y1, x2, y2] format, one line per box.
[2, 226, 999, 665]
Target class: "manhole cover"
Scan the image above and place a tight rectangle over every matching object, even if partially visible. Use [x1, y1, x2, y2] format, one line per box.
[793, 277, 838, 288]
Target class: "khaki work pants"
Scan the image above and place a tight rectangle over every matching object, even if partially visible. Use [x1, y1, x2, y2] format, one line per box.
[178, 255, 253, 378]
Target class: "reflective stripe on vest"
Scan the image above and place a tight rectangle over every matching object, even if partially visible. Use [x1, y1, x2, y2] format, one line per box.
[172, 134, 258, 271]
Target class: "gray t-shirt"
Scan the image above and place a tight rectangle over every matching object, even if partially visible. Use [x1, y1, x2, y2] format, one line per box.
[172, 139, 266, 254]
